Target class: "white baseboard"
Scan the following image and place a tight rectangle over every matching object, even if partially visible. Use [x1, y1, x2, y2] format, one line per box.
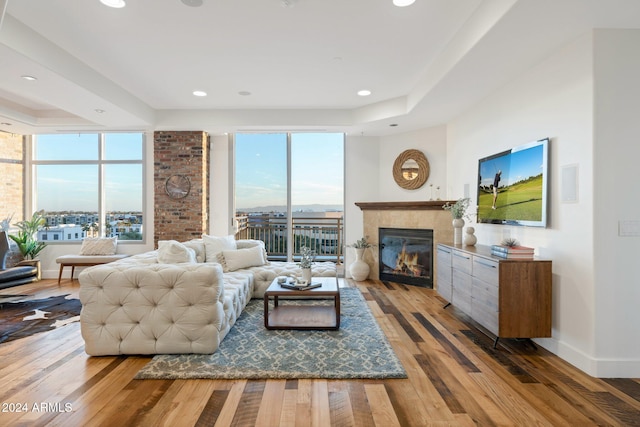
[535, 337, 640, 378]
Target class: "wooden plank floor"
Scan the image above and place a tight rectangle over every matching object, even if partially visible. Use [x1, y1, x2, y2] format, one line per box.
[1, 278, 639, 426]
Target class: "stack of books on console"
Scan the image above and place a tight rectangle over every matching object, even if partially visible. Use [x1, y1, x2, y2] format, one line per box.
[491, 244, 535, 259]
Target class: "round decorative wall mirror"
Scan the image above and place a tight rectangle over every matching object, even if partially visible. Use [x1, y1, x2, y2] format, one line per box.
[392, 149, 430, 190]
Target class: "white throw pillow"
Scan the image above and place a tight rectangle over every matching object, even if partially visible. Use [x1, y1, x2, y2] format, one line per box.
[182, 239, 206, 263]
[202, 234, 237, 262]
[157, 240, 197, 264]
[235, 239, 269, 264]
[79, 237, 117, 255]
[219, 245, 267, 272]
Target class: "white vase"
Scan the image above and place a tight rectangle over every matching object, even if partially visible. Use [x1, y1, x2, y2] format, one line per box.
[452, 218, 465, 245]
[463, 226, 477, 246]
[301, 267, 312, 283]
[349, 248, 370, 281]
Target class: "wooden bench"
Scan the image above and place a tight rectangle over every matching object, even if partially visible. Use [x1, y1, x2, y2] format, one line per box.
[56, 254, 129, 284]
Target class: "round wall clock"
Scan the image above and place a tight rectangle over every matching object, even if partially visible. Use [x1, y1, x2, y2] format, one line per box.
[165, 175, 191, 199]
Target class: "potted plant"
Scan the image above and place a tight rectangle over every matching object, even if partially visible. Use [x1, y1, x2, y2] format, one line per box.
[347, 236, 376, 281]
[298, 246, 316, 283]
[9, 211, 47, 278]
[443, 198, 470, 245]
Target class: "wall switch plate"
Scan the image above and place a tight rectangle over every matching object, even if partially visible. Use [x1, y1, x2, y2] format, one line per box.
[619, 220, 640, 236]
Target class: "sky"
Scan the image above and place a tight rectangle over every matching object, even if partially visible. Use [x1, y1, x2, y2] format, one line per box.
[35, 133, 143, 212]
[235, 133, 344, 210]
[34, 132, 344, 213]
[478, 141, 546, 188]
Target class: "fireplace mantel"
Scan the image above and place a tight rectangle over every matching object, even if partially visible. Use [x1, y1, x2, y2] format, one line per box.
[355, 201, 455, 211]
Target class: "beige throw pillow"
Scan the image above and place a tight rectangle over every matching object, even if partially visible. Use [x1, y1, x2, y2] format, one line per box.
[219, 245, 267, 272]
[157, 240, 197, 264]
[79, 237, 117, 255]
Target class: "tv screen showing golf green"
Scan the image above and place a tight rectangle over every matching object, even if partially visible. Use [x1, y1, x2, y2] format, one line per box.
[477, 138, 549, 227]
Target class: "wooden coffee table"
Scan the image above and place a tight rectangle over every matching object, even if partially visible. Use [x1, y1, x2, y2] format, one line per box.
[263, 276, 340, 330]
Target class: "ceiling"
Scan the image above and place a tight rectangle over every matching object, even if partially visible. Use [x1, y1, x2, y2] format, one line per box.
[1, 0, 640, 137]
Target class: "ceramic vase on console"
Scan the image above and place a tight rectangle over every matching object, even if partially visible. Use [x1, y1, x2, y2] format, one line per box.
[452, 218, 465, 245]
[349, 248, 370, 281]
[464, 226, 477, 246]
[301, 267, 312, 284]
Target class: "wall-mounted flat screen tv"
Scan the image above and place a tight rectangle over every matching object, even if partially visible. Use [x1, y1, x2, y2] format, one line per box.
[477, 138, 549, 227]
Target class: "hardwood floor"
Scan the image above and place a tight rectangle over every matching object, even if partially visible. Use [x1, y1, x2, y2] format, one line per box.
[1, 278, 639, 426]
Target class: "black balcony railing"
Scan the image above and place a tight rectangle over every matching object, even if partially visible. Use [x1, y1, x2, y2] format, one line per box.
[235, 215, 343, 264]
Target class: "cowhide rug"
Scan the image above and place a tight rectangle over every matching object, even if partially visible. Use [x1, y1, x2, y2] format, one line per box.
[0, 295, 81, 344]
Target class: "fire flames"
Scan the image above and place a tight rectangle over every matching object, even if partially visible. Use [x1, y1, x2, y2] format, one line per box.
[393, 243, 424, 276]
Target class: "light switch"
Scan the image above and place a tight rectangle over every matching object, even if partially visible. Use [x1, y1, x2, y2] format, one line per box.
[619, 220, 640, 236]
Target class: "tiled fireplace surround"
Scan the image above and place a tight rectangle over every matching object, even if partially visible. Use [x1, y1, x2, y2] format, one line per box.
[356, 201, 455, 282]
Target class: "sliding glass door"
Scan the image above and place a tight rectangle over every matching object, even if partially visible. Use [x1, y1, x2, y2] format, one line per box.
[235, 132, 344, 263]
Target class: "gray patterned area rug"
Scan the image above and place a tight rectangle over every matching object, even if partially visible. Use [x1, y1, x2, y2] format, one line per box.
[135, 288, 407, 380]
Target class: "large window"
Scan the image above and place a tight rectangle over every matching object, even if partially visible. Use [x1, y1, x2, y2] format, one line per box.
[235, 133, 344, 262]
[33, 133, 144, 242]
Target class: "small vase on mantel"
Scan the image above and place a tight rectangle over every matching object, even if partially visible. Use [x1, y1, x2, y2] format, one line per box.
[349, 248, 370, 281]
[452, 218, 465, 245]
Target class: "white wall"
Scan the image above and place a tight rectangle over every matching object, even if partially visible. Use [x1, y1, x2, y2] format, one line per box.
[378, 125, 448, 201]
[592, 29, 640, 376]
[344, 135, 380, 273]
[447, 31, 639, 377]
[210, 134, 233, 236]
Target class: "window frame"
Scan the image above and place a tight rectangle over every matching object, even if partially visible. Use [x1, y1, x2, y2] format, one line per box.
[233, 132, 345, 262]
[28, 133, 147, 245]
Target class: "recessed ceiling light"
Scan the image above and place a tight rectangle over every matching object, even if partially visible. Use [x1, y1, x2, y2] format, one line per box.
[357, 90, 371, 97]
[1, 122, 12, 126]
[238, 91, 252, 96]
[100, 0, 126, 8]
[95, 109, 105, 113]
[21, 75, 37, 81]
[193, 90, 207, 97]
[393, 0, 415, 7]
[389, 123, 399, 127]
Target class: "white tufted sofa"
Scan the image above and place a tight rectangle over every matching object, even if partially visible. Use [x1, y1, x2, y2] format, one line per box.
[78, 239, 337, 355]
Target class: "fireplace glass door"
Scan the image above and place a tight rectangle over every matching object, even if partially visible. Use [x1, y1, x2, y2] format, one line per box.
[379, 228, 433, 287]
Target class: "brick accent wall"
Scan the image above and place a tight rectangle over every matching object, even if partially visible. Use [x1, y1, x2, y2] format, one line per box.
[153, 131, 209, 247]
[0, 133, 25, 266]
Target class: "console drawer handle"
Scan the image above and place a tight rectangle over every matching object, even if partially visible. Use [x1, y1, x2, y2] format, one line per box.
[453, 252, 470, 260]
[476, 259, 497, 268]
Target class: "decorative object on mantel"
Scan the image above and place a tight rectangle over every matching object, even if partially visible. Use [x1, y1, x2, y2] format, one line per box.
[392, 149, 430, 190]
[298, 246, 316, 283]
[347, 237, 375, 281]
[443, 198, 470, 245]
[463, 227, 477, 246]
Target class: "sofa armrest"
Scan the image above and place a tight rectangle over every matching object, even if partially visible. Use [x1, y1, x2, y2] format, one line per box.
[79, 263, 225, 355]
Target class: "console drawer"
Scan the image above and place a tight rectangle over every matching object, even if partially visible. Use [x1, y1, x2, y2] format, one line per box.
[452, 249, 472, 275]
[473, 256, 499, 284]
